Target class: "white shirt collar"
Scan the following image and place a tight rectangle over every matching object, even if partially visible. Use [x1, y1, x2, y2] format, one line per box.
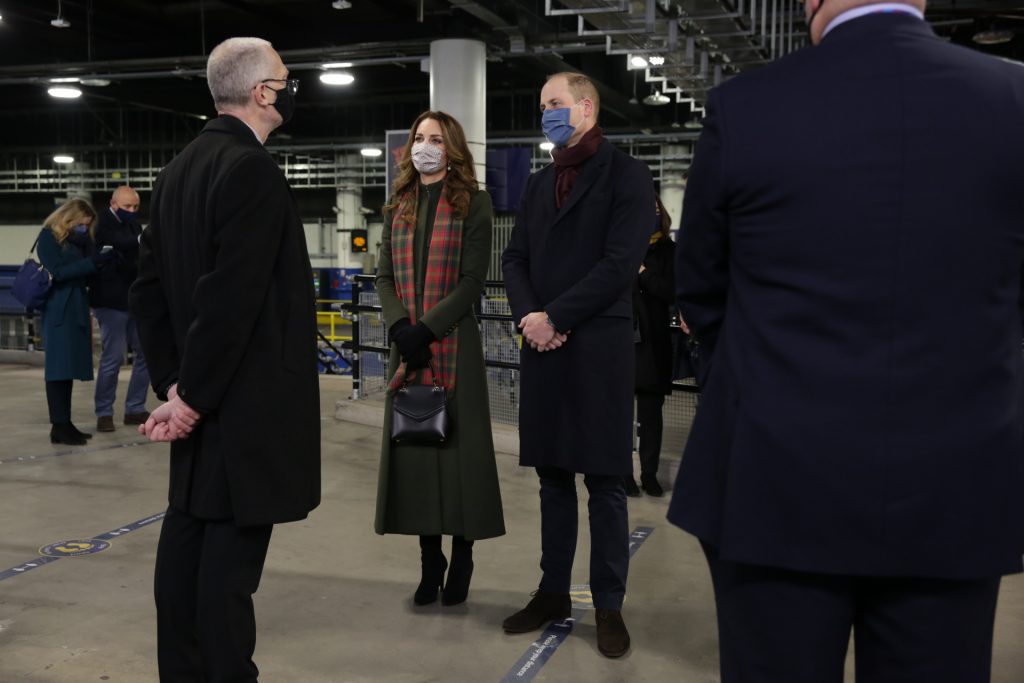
[823, 3, 925, 39]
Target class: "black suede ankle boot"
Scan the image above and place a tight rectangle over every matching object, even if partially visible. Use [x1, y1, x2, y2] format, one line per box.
[442, 536, 474, 606]
[50, 423, 87, 446]
[414, 535, 447, 606]
[69, 422, 93, 440]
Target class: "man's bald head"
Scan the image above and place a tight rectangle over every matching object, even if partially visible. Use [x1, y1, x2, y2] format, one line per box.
[111, 185, 140, 213]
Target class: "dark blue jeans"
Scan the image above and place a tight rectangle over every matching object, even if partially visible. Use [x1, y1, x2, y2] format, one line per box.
[536, 466, 629, 610]
[93, 308, 150, 417]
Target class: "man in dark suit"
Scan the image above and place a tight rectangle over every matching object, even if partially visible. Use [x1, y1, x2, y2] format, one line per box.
[671, 1, 1024, 681]
[91, 184, 150, 432]
[501, 72, 653, 658]
[129, 37, 320, 682]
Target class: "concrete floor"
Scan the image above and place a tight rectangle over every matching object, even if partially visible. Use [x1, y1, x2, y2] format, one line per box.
[0, 363, 1022, 683]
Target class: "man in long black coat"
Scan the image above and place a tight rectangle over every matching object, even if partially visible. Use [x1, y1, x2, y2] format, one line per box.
[671, 1, 1024, 680]
[129, 37, 320, 682]
[501, 72, 653, 658]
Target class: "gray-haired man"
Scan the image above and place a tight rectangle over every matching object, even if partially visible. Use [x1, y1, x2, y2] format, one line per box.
[130, 37, 320, 682]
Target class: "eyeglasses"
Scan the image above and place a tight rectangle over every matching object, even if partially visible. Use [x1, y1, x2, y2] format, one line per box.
[259, 78, 299, 95]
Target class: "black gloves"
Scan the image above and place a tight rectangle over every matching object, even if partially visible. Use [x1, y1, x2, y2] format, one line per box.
[389, 318, 437, 371]
[91, 249, 116, 269]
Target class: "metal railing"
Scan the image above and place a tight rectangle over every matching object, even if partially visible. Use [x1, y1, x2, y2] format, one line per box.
[341, 275, 700, 451]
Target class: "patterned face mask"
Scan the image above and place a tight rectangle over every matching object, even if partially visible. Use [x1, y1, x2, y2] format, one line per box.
[411, 142, 445, 174]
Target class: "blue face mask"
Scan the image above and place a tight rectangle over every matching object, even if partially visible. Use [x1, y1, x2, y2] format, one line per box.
[542, 105, 577, 148]
[73, 224, 89, 234]
[115, 207, 137, 223]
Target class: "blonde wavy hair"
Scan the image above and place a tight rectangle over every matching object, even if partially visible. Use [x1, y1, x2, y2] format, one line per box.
[44, 198, 97, 245]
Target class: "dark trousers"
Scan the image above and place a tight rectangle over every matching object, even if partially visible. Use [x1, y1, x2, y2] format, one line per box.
[636, 391, 665, 476]
[702, 543, 1002, 683]
[155, 507, 273, 683]
[536, 466, 629, 610]
[45, 379, 73, 424]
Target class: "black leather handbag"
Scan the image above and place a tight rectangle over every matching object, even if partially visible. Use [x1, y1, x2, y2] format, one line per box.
[391, 364, 451, 445]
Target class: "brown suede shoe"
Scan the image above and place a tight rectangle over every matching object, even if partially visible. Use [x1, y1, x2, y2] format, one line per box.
[595, 609, 630, 658]
[502, 592, 571, 634]
[96, 416, 115, 432]
[124, 411, 150, 426]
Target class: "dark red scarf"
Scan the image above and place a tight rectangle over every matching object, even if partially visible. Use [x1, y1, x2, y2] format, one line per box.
[552, 125, 604, 209]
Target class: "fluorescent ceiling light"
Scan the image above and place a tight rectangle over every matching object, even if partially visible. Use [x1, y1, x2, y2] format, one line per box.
[648, 55, 665, 66]
[332, 0, 352, 8]
[973, 29, 1013, 45]
[322, 62, 354, 69]
[50, 77, 80, 84]
[630, 55, 648, 68]
[79, 78, 111, 87]
[539, 141, 554, 151]
[50, 17, 70, 28]
[53, 155, 74, 164]
[360, 148, 382, 157]
[48, 86, 83, 99]
[320, 72, 355, 86]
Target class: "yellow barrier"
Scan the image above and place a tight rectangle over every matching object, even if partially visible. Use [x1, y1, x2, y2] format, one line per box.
[316, 300, 352, 342]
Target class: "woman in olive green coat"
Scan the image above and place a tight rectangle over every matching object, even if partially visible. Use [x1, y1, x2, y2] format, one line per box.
[375, 110, 505, 607]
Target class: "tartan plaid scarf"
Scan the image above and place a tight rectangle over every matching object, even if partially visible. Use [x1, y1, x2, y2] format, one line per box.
[388, 187, 462, 392]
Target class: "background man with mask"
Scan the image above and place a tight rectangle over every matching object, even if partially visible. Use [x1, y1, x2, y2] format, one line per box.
[129, 37, 320, 682]
[501, 71, 653, 658]
[670, 0, 1024, 680]
[90, 184, 150, 432]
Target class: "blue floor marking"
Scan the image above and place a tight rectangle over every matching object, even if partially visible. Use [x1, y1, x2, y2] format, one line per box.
[500, 526, 655, 682]
[0, 511, 165, 582]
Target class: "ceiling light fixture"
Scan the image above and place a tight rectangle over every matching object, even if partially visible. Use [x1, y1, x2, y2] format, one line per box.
[53, 155, 74, 164]
[49, 77, 80, 84]
[648, 55, 665, 66]
[684, 119, 703, 130]
[320, 72, 355, 85]
[973, 29, 1013, 45]
[643, 90, 670, 106]
[322, 62, 354, 69]
[360, 147, 382, 157]
[630, 55, 648, 68]
[331, 0, 352, 8]
[79, 78, 111, 87]
[51, 1, 70, 28]
[48, 86, 82, 99]
[539, 141, 554, 152]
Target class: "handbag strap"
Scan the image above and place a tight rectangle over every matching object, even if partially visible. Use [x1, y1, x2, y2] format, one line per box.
[29, 235, 39, 255]
[402, 360, 442, 390]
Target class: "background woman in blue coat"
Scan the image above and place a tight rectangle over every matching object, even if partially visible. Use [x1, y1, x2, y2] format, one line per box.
[37, 198, 114, 445]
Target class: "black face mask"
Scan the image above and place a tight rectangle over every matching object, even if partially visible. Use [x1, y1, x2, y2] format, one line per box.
[268, 85, 295, 125]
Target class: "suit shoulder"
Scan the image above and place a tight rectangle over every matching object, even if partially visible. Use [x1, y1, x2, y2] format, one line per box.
[606, 143, 653, 182]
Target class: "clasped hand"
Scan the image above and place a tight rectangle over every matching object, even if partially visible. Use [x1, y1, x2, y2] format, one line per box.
[139, 384, 202, 442]
[520, 311, 569, 352]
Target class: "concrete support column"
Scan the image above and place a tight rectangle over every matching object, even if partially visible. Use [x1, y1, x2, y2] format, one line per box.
[429, 39, 487, 185]
[660, 144, 687, 235]
[335, 159, 363, 270]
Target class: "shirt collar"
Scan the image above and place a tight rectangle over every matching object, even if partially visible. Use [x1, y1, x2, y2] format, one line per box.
[823, 3, 925, 39]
